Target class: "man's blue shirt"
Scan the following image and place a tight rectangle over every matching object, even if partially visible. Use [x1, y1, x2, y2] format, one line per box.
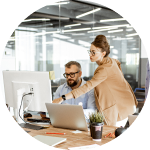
[54, 79, 97, 110]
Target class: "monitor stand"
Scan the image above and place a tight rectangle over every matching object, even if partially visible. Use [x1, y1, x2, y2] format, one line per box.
[19, 123, 44, 130]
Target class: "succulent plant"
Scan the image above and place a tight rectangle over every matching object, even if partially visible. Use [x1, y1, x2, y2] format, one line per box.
[89, 110, 104, 123]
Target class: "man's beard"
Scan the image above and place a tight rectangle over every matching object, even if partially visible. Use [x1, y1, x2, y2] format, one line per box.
[67, 79, 78, 87]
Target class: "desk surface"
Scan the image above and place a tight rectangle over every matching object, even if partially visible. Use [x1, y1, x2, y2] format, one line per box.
[22, 119, 117, 149]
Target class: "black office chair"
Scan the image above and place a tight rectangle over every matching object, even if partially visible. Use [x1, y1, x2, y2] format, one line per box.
[124, 74, 136, 90]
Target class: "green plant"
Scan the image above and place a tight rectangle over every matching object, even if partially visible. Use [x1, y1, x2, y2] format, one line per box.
[89, 110, 104, 123]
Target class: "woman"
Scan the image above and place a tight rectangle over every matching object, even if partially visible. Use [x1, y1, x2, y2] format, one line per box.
[53, 35, 138, 126]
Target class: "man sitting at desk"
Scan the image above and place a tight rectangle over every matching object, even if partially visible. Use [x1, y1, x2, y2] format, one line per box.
[53, 61, 97, 116]
[41, 61, 97, 118]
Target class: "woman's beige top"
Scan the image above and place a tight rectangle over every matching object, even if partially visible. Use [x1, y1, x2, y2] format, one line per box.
[71, 56, 138, 126]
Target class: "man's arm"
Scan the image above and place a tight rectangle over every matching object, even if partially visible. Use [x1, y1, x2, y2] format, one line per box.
[53, 86, 62, 100]
[40, 86, 62, 117]
[83, 88, 97, 119]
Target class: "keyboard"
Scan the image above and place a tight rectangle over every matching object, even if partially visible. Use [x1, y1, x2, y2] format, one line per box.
[27, 118, 51, 123]
[19, 123, 44, 130]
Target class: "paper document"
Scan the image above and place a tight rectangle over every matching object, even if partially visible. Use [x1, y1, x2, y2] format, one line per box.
[33, 135, 66, 150]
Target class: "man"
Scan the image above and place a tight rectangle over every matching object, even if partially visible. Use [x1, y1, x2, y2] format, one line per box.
[53, 61, 97, 117]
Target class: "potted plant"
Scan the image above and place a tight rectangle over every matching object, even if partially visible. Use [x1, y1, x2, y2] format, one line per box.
[89, 110, 104, 141]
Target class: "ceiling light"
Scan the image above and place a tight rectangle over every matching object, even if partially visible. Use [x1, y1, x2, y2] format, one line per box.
[106, 35, 115, 38]
[80, 21, 96, 24]
[50, 1, 70, 5]
[113, 37, 123, 40]
[113, 37, 133, 40]
[112, 55, 118, 59]
[73, 20, 96, 24]
[131, 48, 139, 50]
[35, 31, 60, 36]
[64, 23, 81, 28]
[52, 34, 70, 39]
[106, 35, 111, 38]
[62, 28, 91, 33]
[78, 40, 91, 47]
[112, 49, 118, 54]
[108, 29, 123, 33]
[76, 8, 101, 18]
[110, 46, 114, 48]
[128, 40, 136, 42]
[100, 18, 126, 22]
[126, 28, 133, 32]
[87, 27, 118, 33]
[89, 36, 95, 38]
[17, 27, 38, 31]
[93, 24, 129, 30]
[68, 39, 75, 42]
[126, 33, 138, 37]
[126, 37, 133, 40]
[72, 33, 85, 36]
[23, 18, 50, 22]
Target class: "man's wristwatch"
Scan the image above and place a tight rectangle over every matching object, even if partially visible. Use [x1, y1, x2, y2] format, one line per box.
[62, 95, 66, 101]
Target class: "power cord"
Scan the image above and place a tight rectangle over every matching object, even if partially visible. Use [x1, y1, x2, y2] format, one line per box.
[24, 93, 34, 113]
[19, 93, 33, 124]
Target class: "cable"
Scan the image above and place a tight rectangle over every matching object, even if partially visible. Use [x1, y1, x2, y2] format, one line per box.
[19, 93, 33, 124]
[24, 94, 34, 112]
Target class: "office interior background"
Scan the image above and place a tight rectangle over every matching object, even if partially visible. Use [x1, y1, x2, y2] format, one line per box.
[1, 0, 148, 100]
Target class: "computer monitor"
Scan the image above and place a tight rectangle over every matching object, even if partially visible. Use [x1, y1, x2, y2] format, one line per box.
[3, 70, 52, 123]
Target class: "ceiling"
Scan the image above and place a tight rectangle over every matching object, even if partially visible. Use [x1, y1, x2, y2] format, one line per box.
[19, 0, 127, 30]
[7, 0, 139, 51]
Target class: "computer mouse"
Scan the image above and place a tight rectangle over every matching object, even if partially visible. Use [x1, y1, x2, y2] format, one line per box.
[24, 113, 32, 118]
[115, 127, 126, 137]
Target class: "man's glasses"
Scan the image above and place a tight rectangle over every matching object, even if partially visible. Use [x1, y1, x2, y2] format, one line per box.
[87, 50, 100, 56]
[63, 71, 79, 78]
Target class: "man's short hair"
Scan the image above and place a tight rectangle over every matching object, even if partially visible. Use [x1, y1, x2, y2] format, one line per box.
[65, 61, 81, 71]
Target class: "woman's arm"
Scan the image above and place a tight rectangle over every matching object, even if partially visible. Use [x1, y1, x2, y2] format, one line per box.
[71, 67, 107, 99]
[53, 67, 107, 103]
[52, 92, 74, 103]
[115, 59, 124, 76]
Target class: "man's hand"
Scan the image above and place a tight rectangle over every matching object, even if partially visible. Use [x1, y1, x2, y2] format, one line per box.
[52, 97, 63, 104]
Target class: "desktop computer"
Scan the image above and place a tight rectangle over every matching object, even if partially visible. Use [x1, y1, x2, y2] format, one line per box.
[3, 71, 52, 128]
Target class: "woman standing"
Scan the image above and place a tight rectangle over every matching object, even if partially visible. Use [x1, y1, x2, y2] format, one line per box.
[53, 35, 138, 126]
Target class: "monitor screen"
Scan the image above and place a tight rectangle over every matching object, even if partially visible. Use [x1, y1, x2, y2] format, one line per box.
[3, 71, 52, 113]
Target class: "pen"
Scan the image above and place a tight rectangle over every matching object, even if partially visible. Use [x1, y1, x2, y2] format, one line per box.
[104, 133, 111, 138]
[45, 132, 66, 135]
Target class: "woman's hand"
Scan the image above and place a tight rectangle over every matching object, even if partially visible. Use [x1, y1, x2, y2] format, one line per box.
[52, 92, 74, 104]
[52, 97, 63, 104]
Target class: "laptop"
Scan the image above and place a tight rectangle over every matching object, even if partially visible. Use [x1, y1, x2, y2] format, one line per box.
[128, 115, 138, 126]
[45, 103, 88, 131]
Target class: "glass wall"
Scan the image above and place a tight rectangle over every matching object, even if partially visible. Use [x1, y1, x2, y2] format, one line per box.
[2, 0, 141, 99]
